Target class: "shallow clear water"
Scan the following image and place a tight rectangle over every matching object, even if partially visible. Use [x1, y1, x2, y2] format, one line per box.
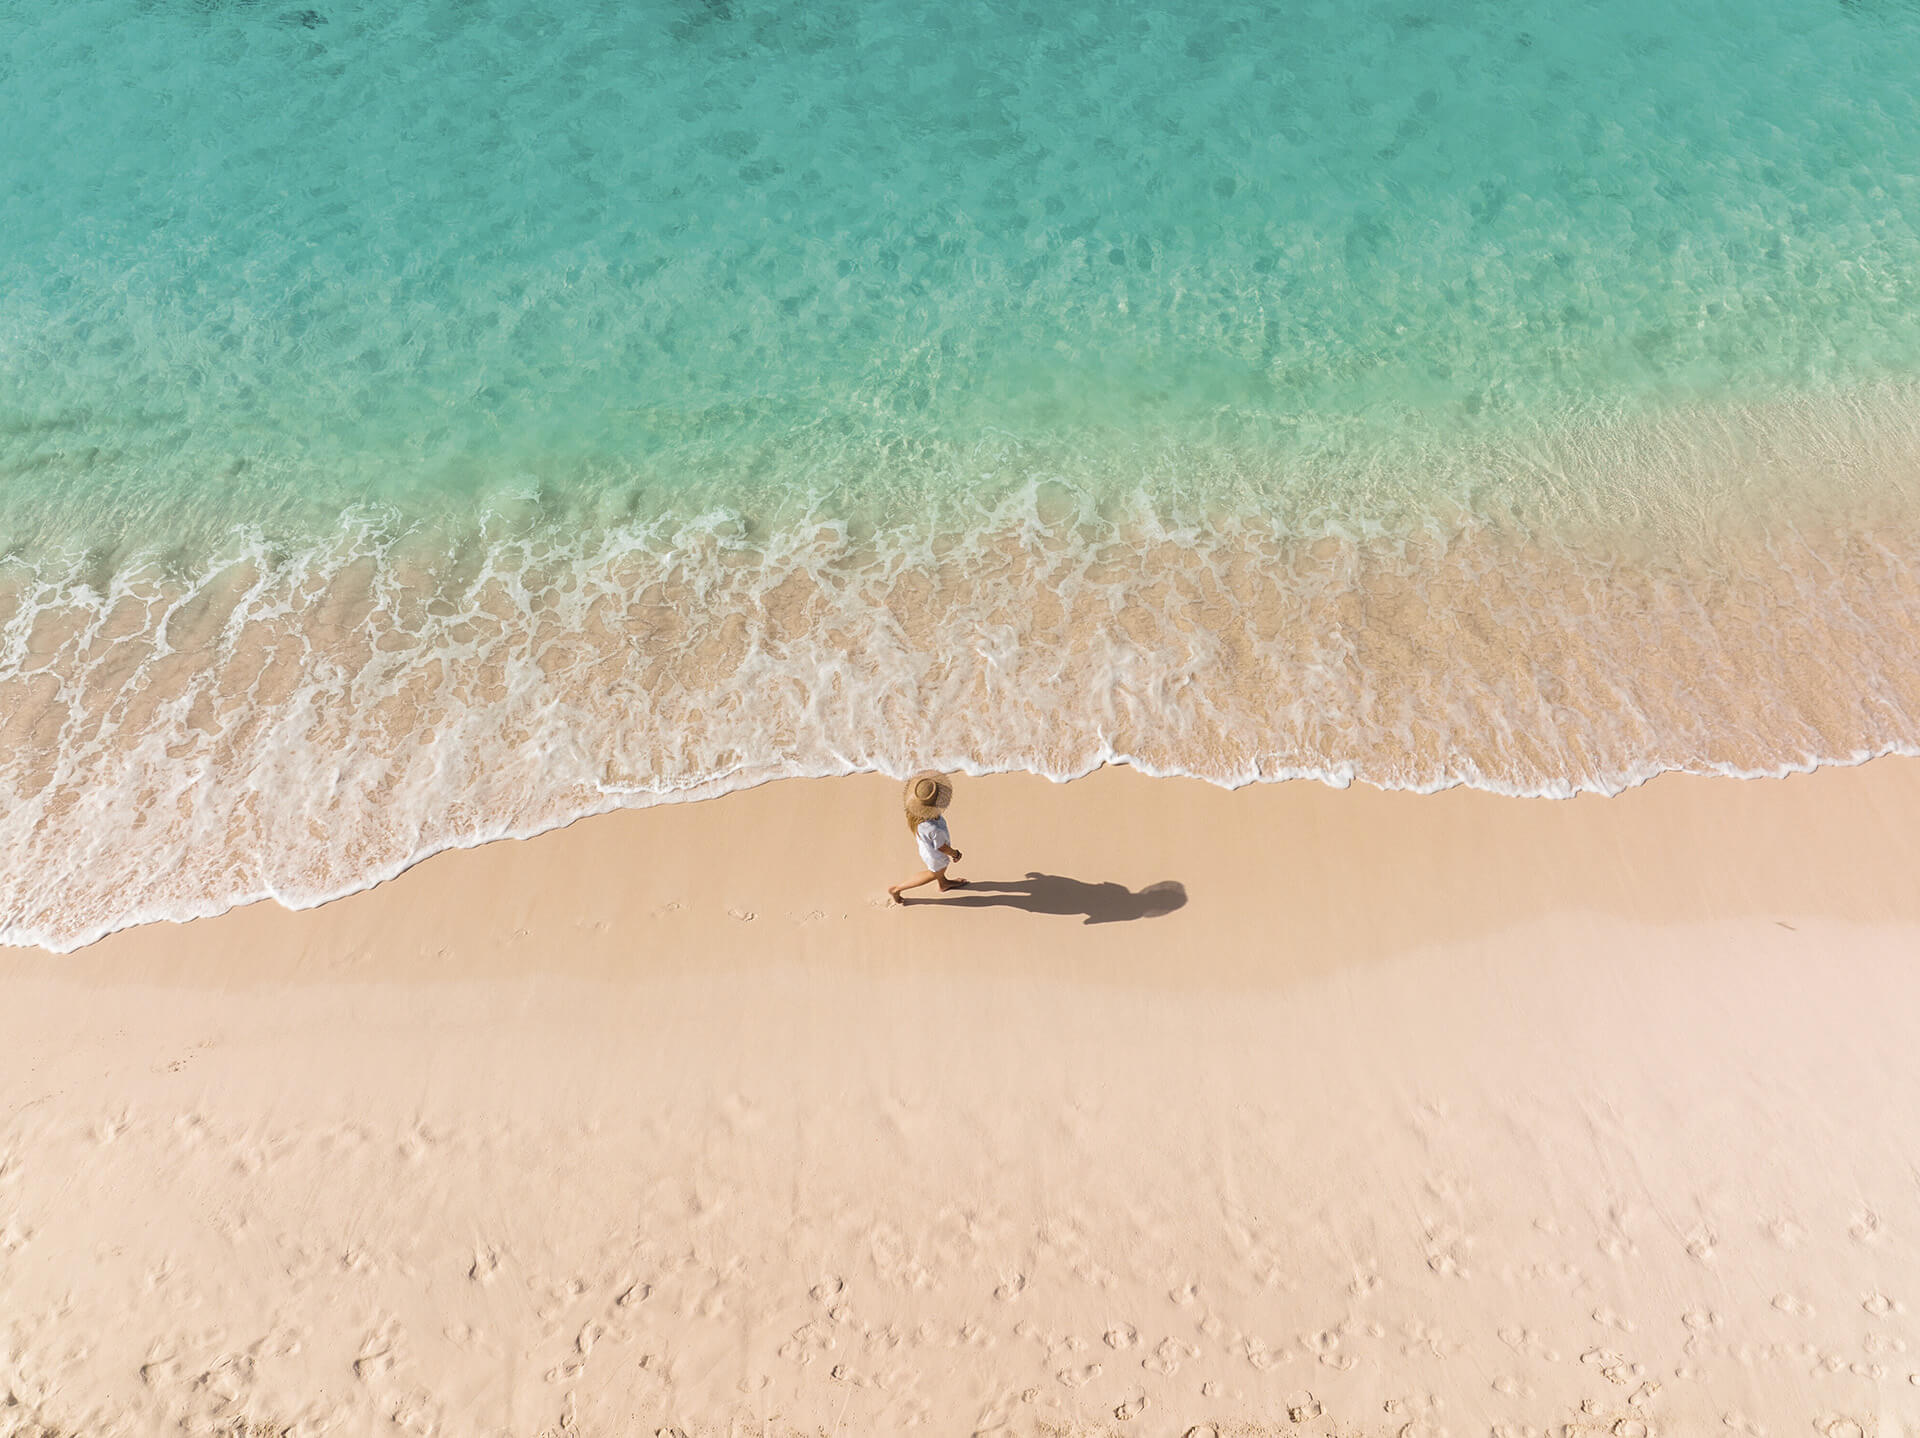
[9, 0, 1920, 534]
[6, 0, 1920, 946]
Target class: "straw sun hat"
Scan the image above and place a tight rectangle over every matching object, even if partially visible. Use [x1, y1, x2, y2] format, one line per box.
[903, 770, 953, 827]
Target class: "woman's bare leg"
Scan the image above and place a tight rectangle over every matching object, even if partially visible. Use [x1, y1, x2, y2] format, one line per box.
[888, 869, 942, 903]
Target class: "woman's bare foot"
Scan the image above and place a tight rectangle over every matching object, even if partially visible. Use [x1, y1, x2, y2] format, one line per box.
[888, 887, 906, 904]
[936, 876, 968, 891]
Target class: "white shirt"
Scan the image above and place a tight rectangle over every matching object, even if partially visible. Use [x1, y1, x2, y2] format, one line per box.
[915, 815, 951, 871]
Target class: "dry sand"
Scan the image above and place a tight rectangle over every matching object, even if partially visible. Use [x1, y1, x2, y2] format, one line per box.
[4, 761, 1920, 1437]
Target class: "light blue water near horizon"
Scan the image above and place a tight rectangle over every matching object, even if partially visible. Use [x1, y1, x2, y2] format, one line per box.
[8, 0, 1920, 947]
[6, 0, 1920, 538]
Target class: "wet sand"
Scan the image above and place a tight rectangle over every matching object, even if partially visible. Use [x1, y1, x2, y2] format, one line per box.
[4, 761, 1920, 1435]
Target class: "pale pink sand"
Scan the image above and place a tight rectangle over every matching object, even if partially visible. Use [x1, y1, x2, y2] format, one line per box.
[5, 763, 1920, 1437]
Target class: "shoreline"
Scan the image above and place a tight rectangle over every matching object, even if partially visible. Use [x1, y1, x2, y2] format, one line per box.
[6, 762, 1920, 1433]
[12, 392, 1920, 951]
[10, 376, 1920, 955]
[14, 744, 1920, 961]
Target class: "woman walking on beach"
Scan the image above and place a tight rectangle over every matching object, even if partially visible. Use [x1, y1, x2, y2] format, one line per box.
[889, 770, 967, 904]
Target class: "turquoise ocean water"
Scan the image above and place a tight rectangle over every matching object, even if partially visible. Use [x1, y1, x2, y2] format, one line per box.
[6, 0, 1920, 946]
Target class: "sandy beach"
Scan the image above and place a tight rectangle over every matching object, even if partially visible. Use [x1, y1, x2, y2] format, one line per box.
[4, 761, 1919, 1436]
[14, 2, 1920, 1434]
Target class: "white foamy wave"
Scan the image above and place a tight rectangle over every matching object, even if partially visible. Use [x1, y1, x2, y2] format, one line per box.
[6, 462, 1920, 951]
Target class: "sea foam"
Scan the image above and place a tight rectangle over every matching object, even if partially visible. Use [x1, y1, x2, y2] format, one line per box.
[6, 392, 1920, 951]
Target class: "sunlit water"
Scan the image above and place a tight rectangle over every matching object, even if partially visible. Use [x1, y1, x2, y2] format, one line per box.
[6, 0, 1920, 947]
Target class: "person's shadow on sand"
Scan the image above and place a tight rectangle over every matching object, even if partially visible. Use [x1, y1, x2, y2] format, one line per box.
[916, 872, 1188, 925]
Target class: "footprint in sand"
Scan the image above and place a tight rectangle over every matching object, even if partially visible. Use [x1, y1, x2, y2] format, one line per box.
[720, 1092, 764, 1132]
[1143, 1336, 1197, 1375]
[1286, 1392, 1323, 1422]
[1850, 1210, 1883, 1243]
[1425, 1230, 1472, 1276]
[1771, 1293, 1814, 1316]
[1103, 1324, 1138, 1350]
[1113, 1391, 1148, 1421]
[1863, 1291, 1902, 1316]
[616, 1281, 650, 1307]
[726, 907, 756, 921]
[1766, 1216, 1805, 1248]
[994, 1272, 1027, 1301]
[1580, 1347, 1638, 1385]
[354, 1339, 396, 1380]
[468, 1246, 500, 1284]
